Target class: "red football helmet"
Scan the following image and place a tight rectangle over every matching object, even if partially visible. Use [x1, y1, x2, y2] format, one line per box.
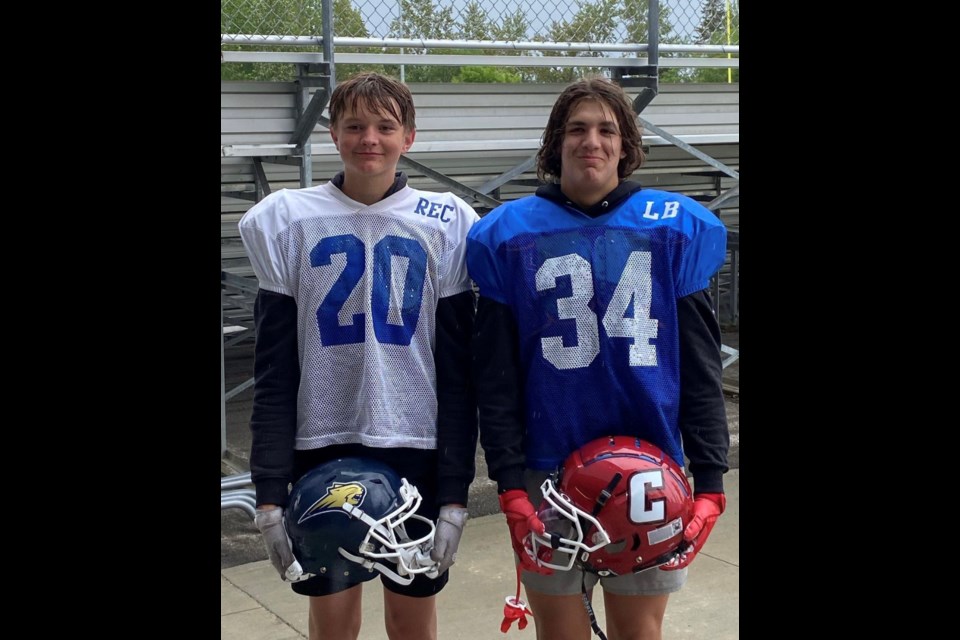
[530, 436, 694, 576]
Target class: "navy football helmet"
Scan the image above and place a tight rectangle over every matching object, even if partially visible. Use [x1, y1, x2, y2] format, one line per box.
[284, 457, 438, 585]
[529, 436, 694, 576]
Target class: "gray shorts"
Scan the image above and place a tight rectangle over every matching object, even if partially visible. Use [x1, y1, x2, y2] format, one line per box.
[520, 470, 687, 597]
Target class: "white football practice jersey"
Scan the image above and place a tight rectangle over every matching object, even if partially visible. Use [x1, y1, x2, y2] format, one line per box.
[240, 182, 479, 451]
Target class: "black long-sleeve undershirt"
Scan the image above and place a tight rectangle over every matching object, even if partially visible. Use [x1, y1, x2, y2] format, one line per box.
[676, 289, 730, 493]
[434, 290, 479, 505]
[472, 297, 527, 494]
[249, 290, 300, 507]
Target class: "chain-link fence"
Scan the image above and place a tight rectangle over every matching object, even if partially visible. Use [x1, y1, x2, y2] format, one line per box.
[222, 1, 739, 82]
[222, 0, 739, 48]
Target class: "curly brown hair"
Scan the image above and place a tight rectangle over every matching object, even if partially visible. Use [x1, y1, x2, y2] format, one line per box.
[536, 77, 645, 183]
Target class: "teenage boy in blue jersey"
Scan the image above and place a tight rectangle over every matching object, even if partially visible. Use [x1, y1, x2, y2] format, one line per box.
[466, 77, 730, 640]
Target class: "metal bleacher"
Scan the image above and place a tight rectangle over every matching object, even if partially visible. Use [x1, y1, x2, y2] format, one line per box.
[220, 471, 256, 519]
[221, 80, 739, 264]
[221, 78, 740, 319]
[221, 81, 738, 207]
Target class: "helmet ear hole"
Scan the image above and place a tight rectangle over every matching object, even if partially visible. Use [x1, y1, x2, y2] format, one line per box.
[604, 539, 627, 554]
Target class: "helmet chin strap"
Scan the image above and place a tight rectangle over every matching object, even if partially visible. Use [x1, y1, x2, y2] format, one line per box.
[592, 472, 622, 516]
[576, 472, 621, 639]
[580, 574, 608, 640]
[337, 547, 416, 585]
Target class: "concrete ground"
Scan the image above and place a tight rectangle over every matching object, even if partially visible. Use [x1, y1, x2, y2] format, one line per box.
[222, 469, 739, 639]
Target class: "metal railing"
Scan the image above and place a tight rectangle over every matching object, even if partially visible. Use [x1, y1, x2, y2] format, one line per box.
[221, 472, 257, 519]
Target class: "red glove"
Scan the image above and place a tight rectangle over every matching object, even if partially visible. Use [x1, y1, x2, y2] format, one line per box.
[661, 493, 726, 571]
[500, 596, 534, 633]
[498, 490, 552, 575]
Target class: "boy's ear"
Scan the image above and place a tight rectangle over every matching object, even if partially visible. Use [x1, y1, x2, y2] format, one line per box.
[402, 128, 416, 153]
[329, 128, 339, 150]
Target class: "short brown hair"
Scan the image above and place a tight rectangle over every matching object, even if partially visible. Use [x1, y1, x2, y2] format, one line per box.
[328, 72, 416, 131]
[537, 77, 645, 183]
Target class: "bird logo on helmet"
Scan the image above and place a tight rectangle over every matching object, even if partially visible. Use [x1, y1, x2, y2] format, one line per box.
[297, 482, 367, 523]
[528, 436, 694, 576]
[284, 457, 440, 585]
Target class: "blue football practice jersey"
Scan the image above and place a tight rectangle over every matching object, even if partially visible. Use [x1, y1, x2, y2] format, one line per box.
[466, 189, 726, 471]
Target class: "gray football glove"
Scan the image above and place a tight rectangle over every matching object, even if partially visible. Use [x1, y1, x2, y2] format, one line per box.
[430, 505, 469, 574]
[254, 507, 306, 582]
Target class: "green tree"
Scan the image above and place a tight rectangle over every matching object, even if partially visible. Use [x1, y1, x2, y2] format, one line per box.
[460, 2, 489, 40]
[221, 0, 384, 82]
[485, 10, 529, 79]
[329, 0, 395, 79]
[456, 2, 527, 43]
[696, 0, 728, 44]
[387, 0, 529, 83]
[455, 2, 527, 77]
[689, 0, 739, 82]
[221, 0, 295, 81]
[623, 0, 685, 83]
[387, 0, 457, 82]
[529, 0, 620, 83]
[453, 66, 522, 83]
[494, 11, 529, 42]
[389, 0, 456, 45]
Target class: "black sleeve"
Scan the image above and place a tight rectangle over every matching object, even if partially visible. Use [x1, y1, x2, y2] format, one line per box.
[249, 289, 300, 507]
[473, 296, 526, 494]
[677, 289, 730, 495]
[435, 290, 479, 506]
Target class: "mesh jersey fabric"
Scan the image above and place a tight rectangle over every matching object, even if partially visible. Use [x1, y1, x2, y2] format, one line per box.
[465, 189, 726, 470]
[240, 182, 480, 451]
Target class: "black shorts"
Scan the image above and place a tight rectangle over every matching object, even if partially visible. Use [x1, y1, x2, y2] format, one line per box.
[289, 443, 449, 598]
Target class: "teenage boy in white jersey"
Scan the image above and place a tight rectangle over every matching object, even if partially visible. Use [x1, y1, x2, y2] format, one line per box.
[239, 72, 480, 640]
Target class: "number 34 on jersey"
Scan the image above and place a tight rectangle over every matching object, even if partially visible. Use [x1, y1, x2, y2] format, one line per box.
[538, 250, 658, 371]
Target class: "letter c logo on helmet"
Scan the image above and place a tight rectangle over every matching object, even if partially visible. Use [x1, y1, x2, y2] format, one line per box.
[284, 457, 439, 585]
[529, 436, 694, 576]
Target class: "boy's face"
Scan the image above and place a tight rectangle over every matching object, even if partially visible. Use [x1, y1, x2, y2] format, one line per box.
[330, 99, 415, 180]
[559, 99, 625, 202]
